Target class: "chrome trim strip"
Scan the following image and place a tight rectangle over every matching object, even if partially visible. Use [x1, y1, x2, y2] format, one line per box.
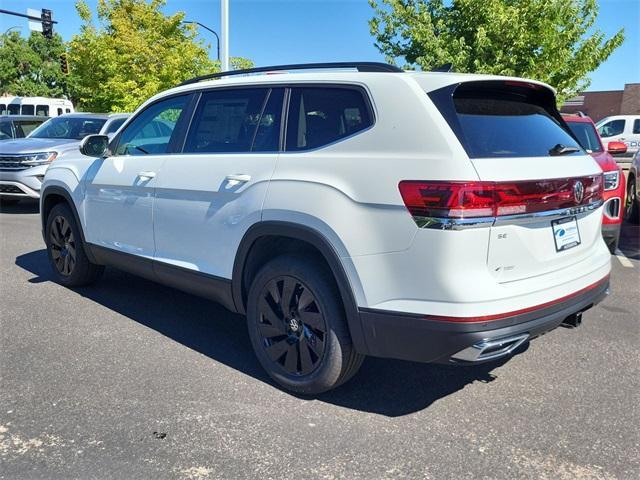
[451, 333, 530, 362]
[417, 200, 603, 230]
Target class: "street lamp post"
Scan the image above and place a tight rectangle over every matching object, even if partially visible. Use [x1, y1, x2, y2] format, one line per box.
[182, 20, 220, 63]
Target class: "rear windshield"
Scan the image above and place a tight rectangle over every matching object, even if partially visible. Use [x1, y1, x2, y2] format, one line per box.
[566, 121, 603, 153]
[430, 81, 583, 159]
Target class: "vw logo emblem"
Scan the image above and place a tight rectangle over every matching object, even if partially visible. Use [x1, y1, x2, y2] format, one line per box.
[573, 180, 584, 203]
[289, 318, 300, 332]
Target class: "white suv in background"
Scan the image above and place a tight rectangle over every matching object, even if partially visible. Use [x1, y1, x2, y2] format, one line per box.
[597, 114, 640, 157]
[39, 63, 611, 394]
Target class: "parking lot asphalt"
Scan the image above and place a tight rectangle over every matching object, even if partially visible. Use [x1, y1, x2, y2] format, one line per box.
[1, 201, 638, 480]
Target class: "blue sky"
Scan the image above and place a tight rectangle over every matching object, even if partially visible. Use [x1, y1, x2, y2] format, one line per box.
[1, 0, 638, 91]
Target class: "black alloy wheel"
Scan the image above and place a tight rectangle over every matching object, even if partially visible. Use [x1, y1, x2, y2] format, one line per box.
[257, 275, 327, 376]
[49, 215, 77, 276]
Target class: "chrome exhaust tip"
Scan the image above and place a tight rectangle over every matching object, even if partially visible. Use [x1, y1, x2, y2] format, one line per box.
[451, 333, 530, 362]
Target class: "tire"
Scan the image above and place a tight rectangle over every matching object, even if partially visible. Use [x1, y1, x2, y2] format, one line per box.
[246, 254, 365, 395]
[45, 203, 104, 287]
[625, 175, 639, 224]
[0, 197, 20, 206]
[606, 236, 619, 255]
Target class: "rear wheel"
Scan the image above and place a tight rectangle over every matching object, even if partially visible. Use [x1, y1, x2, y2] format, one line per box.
[247, 255, 364, 395]
[46, 203, 104, 287]
[625, 176, 639, 224]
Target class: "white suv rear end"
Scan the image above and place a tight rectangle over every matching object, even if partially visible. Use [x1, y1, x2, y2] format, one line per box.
[40, 63, 610, 394]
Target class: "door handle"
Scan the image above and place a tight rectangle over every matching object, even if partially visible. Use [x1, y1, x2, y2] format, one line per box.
[137, 171, 156, 179]
[225, 174, 251, 186]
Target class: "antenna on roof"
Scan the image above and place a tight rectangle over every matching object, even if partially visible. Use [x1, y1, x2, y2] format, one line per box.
[433, 63, 453, 72]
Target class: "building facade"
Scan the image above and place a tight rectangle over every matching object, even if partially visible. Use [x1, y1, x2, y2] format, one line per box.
[561, 83, 640, 122]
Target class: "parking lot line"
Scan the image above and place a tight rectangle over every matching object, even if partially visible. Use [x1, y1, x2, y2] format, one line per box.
[614, 249, 634, 268]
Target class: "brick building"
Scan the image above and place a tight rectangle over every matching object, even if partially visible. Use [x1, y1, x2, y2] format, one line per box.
[561, 83, 640, 122]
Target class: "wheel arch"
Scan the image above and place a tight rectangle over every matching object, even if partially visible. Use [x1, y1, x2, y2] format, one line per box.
[232, 221, 368, 354]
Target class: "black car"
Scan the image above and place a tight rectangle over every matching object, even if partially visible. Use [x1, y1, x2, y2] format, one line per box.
[0, 115, 49, 141]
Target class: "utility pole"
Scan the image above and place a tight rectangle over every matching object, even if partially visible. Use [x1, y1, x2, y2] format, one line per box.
[220, 0, 229, 71]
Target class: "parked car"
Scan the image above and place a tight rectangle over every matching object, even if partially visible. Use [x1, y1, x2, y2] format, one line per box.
[596, 115, 640, 158]
[39, 63, 611, 394]
[0, 113, 130, 205]
[564, 114, 627, 252]
[0, 115, 49, 141]
[625, 149, 640, 224]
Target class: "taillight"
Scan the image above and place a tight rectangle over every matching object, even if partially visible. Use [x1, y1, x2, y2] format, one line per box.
[398, 175, 603, 222]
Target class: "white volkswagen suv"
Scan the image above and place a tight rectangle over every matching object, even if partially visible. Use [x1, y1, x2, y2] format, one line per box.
[40, 63, 611, 394]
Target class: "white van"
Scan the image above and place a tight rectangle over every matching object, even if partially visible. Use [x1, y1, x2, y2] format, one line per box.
[0, 96, 75, 118]
[596, 115, 640, 157]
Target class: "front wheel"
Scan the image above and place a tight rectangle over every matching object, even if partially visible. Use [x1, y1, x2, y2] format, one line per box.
[625, 176, 639, 224]
[247, 255, 364, 395]
[46, 203, 104, 287]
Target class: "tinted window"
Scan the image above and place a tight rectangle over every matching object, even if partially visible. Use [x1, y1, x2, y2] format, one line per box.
[105, 117, 127, 134]
[286, 87, 372, 151]
[30, 116, 107, 140]
[65, 108, 71, 113]
[599, 120, 625, 138]
[116, 95, 188, 155]
[431, 82, 582, 158]
[0, 104, 6, 115]
[21, 105, 35, 115]
[634, 119, 640, 134]
[8, 105, 19, 115]
[15, 120, 44, 138]
[567, 122, 603, 153]
[57, 108, 63, 116]
[184, 88, 282, 153]
[36, 105, 49, 116]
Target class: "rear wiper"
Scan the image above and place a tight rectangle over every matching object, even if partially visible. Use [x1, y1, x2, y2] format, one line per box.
[549, 144, 580, 156]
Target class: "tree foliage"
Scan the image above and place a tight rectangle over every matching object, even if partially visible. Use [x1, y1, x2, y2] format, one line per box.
[68, 0, 251, 112]
[0, 31, 69, 97]
[369, 0, 624, 100]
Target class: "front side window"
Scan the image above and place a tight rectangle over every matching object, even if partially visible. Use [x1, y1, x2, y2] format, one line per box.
[0, 104, 6, 115]
[566, 122, 603, 153]
[29, 116, 107, 139]
[36, 105, 49, 116]
[184, 88, 283, 153]
[286, 87, 373, 151]
[598, 120, 625, 138]
[21, 105, 35, 115]
[115, 95, 188, 156]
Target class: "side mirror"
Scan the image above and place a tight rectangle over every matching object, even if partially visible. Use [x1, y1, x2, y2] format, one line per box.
[80, 134, 110, 157]
[607, 141, 627, 155]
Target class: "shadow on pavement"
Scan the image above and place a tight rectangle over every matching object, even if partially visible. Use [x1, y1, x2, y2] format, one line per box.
[16, 248, 516, 417]
[619, 220, 640, 260]
[0, 199, 39, 214]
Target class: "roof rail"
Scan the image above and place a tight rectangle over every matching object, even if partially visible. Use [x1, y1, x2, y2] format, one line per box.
[178, 62, 403, 86]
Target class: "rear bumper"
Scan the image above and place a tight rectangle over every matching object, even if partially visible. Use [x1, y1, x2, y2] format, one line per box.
[358, 276, 610, 364]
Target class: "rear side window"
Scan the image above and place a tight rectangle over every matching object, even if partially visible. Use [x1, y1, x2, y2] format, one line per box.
[285, 87, 372, 151]
[36, 105, 49, 116]
[57, 108, 63, 116]
[633, 119, 640, 134]
[8, 105, 20, 115]
[15, 121, 43, 138]
[0, 104, 6, 115]
[21, 105, 35, 115]
[430, 81, 582, 158]
[598, 120, 625, 138]
[566, 122, 603, 153]
[184, 87, 282, 153]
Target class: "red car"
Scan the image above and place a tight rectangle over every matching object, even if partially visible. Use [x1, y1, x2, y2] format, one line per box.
[564, 114, 627, 253]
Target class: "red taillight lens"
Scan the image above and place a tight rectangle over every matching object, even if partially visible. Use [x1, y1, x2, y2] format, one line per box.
[398, 175, 603, 221]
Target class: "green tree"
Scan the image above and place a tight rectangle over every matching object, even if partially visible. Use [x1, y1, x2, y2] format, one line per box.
[369, 0, 624, 101]
[68, 0, 252, 112]
[0, 31, 69, 97]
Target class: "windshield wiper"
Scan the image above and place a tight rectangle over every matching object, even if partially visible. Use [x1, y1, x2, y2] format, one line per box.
[126, 144, 149, 155]
[549, 144, 580, 156]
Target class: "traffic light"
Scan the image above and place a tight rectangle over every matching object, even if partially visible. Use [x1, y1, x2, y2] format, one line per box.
[60, 53, 69, 74]
[41, 9, 53, 39]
